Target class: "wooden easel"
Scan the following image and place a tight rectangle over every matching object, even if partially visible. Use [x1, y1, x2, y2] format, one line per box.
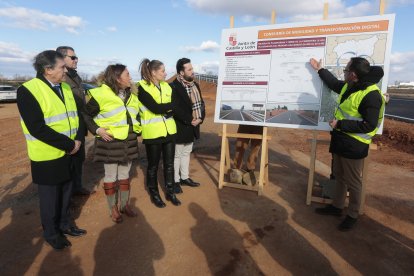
[218, 13, 276, 195]
[306, 0, 386, 215]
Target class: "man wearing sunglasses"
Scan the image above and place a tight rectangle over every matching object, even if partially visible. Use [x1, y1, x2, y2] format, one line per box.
[56, 46, 95, 196]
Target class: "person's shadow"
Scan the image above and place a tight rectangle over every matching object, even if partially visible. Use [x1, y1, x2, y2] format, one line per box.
[38, 249, 83, 275]
[189, 202, 265, 276]
[93, 198, 164, 276]
[193, 131, 337, 275]
[0, 174, 44, 275]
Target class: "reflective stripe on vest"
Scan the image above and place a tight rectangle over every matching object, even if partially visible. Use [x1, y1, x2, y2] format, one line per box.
[137, 80, 176, 140]
[335, 83, 385, 144]
[88, 84, 141, 140]
[20, 78, 79, 161]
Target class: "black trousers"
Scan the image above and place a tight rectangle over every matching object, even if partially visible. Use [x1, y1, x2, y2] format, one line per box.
[37, 180, 73, 240]
[145, 141, 175, 190]
[72, 143, 85, 192]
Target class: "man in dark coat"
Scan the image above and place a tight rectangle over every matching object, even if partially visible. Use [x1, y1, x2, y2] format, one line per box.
[170, 58, 205, 192]
[56, 46, 95, 196]
[17, 50, 86, 251]
[311, 57, 385, 231]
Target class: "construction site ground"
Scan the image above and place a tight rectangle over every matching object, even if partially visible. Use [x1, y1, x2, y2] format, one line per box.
[0, 83, 413, 275]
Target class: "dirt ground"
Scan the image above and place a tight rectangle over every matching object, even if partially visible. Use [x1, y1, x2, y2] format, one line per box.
[0, 85, 413, 275]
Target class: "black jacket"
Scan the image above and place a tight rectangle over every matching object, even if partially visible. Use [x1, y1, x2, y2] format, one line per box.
[318, 67, 384, 159]
[17, 75, 82, 185]
[137, 84, 175, 144]
[65, 68, 87, 141]
[170, 79, 205, 144]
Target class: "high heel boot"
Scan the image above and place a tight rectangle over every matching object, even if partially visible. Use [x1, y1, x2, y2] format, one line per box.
[165, 183, 181, 206]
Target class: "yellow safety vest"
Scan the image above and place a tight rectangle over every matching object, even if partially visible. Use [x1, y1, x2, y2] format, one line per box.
[88, 84, 141, 140]
[137, 80, 176, 139]
[335, 83, 385, 144]
[20, 78, 79, 161]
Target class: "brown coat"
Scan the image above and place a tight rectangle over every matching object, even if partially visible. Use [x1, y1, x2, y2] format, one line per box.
[93, 127, 139, 163]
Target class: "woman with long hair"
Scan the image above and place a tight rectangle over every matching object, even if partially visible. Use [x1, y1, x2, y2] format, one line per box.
[83, 64, 141, 222]
[137, 58, 181, 208]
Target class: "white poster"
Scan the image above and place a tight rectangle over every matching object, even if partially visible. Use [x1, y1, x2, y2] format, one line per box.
[214, 14, 395, 130]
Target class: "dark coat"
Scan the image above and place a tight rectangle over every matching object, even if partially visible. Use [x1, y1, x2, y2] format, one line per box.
[318, 67, 384, 159]
[64, 69, 85, 104]
[64, 69, 87, 143]
[83, 89, 139, 163]
[170, 79, 205, 144]
[17, 75, 82, 185]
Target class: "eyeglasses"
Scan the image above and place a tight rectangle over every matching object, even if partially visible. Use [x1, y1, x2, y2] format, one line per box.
[66, 55, 78, 60]
[343, 69, 350, 73]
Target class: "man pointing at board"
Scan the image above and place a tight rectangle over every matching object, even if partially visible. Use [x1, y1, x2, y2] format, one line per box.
[310, 57, 385, 231]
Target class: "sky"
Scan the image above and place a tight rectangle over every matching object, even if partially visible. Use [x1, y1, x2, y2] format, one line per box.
[0, 0, 414, 84]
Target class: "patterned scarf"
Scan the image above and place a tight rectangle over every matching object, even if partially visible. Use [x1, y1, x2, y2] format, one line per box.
[177, 75, 203, 120]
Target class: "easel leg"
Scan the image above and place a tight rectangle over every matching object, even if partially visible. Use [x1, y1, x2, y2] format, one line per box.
[306, 131, 318, 205]
[258, 127, 268, 195]
[218, 124, 227, 189]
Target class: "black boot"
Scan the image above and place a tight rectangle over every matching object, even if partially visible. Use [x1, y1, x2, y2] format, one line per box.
[165, 183, 181, 206]
[174, 182, 183, 194]
[148, 188, 166, 208]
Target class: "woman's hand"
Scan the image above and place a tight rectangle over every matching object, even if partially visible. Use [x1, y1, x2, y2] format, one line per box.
[96, 127, 114, 142]
[329, 119, 338, 129]
[69, 140, 82, 155]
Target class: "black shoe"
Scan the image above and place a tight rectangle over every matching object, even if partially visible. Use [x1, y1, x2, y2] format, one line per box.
[315, 204, 342, 216]
[174, 182, 183, 194]
[166, 193, 181, 206]
[74, 188, 96, 196]
[149, 189, 166, 208]
[46, 234, 71, 250]
[60, 234, 72, 247]
[180, 178, 200, 187]
[338, 215, 357, 231]
[62, 226, 87, 237]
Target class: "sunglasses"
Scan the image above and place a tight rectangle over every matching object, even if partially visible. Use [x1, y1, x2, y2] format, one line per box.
[66, 55, 78, 60]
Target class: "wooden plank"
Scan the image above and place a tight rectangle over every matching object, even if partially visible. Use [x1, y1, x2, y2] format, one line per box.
[258, 127, 268, 195]
[271, 10, 276, 24]
[218, 132, 272, 140]
[218, 124, 227, 189]
[265, 142, 269, 186]
[306, 130, 318, 205]
[323, 3, 329, 20]
[222, 182, 259, 192]
[311, 197, 333, 204]
[225, 137, 231, 171]
[380, 0, 386, 15]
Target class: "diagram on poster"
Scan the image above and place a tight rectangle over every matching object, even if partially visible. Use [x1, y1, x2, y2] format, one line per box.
[214, 14, 395, 130]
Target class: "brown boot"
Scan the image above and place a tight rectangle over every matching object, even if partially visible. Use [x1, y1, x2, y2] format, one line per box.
[111, 205, 123, 223]
[121, 204, 137, 217]
[118, 179, 137, 217]
[104, 182, 122, 223]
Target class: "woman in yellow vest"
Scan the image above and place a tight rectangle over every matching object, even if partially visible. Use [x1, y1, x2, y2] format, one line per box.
[83, 64, 141, 223]
[137, 58, 181, 208]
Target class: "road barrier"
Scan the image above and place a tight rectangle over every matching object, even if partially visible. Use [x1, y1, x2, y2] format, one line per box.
[194, 73, 218, 85]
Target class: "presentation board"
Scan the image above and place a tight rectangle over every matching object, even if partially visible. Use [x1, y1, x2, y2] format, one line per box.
[214, 14, 395, 131]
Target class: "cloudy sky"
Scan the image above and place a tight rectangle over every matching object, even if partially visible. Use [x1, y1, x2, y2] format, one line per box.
[0, 0, 413, 83]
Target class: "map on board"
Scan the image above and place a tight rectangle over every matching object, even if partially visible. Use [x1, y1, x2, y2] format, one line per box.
[325, 34, 387, 66]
